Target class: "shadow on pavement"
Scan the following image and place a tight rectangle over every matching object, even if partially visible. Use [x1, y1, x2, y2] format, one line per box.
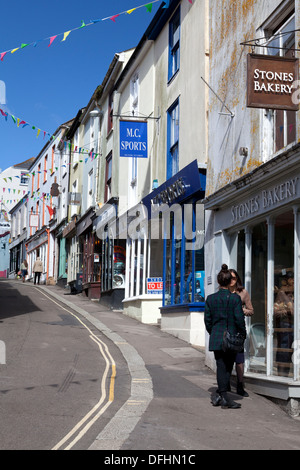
[0, 280, 42, 320]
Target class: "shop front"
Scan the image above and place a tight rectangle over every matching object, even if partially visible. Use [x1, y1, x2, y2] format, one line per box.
[54, 219, 68, 288]
[63, 216, 81, 293]
[9, 232, 26, 278]
[26, 227, 50, 284]
[142, 160, 207, 341]
[93, 198, 126, 310]
[204, 143, 300, 403]
[76, 208, 101, 300]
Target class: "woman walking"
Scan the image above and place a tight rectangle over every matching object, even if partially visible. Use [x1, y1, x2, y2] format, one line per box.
[20, 259, 28, 283]
[205, 264, 246, 409]
[229, 269, 254, 397]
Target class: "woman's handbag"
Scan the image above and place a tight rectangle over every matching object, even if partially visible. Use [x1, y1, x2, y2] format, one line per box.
[222, 293, 245, 353]
[223, 329, 245, 353]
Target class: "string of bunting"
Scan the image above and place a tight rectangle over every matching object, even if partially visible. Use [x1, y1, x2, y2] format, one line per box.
[0, 107, 55, 140]
[0, 0, 192, 62]
[0, 106, 103, 155]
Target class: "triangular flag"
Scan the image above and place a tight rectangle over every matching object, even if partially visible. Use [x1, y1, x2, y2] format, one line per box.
[21, 44, 29, 49]
[37, 129, 41, 138]
[11, 115, 17, 124]
[62, 31, 71, 42]
[145, 3, 153, 12]
[163, 0, 170, 7]
[127, 8, 136, 14]
[80, 20, 86, 28]
[110, 14, 120, 22]
[33, 40, 42, 47]
[48, 36, 57, 47]
[17, 118, 20, 127]
[11, 48, 19, 54]
[0, 52, 7, 61]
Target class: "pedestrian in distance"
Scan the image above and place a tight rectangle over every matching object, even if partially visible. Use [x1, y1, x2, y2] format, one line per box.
[20, 259, 28, 283]
[33, 257, 43, 285]
[204, 264, 246, 409]
[229, 269, 254, 397]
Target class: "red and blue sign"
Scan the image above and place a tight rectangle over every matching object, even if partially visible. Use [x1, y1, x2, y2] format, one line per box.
[147, 277, 163, 294]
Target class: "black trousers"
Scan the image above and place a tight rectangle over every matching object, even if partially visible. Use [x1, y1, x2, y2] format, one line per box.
[34, 272, 41, 284]
[214, 350, 236, 394]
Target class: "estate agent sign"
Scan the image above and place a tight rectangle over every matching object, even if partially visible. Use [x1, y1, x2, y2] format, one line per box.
[247, 53, 299, 111]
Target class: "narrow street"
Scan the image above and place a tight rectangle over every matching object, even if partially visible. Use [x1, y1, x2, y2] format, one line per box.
[0, 280, 130, 450]
[2, 279, 300, 451]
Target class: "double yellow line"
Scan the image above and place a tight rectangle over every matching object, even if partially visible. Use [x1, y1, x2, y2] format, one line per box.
[38, 290, 116, 450]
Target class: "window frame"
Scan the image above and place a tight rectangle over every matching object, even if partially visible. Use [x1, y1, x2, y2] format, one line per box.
[263, 11, 296, 154]
[168, 7, 181, 82]
[167, 98, 180, 180]
[105, 152, 112, 203]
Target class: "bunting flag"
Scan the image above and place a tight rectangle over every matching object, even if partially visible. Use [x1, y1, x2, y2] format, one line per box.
[0, 107, 54, 141]
[0, 1, 192, 62]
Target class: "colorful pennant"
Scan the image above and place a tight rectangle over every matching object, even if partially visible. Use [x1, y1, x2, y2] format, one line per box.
[0, 1, 192, 62]
[0, 107, 54, 141]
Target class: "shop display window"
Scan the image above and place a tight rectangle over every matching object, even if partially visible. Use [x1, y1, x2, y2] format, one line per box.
[126, 236, 163, 299]
[234, 212, 296, 379]
[249, 222, 267, 374]
[273, 211, 294, 377]
[163, 202, 205, 307]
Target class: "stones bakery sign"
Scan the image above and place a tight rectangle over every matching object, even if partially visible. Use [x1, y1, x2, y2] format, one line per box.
[247, 53, 299, 111]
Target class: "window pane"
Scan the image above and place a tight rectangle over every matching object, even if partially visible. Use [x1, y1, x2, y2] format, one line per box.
[169, 9, 180, 78]
[174, 239, 181, 304]
[171, 144, 179, 176]
[273, 211, 294, 378]
[183, 250, 193, 303]
[249, 222, 267, 374]
[165, 238, 172, 305]
[170, 104, 179, 146]
[282, 17, 295, 51]
[237, 230, 245, 284]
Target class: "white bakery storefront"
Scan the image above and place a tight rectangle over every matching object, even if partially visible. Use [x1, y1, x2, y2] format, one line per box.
[204, 142, 300, 410]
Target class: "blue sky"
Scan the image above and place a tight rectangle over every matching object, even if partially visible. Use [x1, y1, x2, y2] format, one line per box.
[0, 0, 162, 172]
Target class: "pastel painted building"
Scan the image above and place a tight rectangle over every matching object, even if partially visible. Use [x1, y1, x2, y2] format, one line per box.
[204, 0, 300, 408]
[92, 0, 208, 339]
[1, 158, 34, 277]
[25, 122, 72, 284]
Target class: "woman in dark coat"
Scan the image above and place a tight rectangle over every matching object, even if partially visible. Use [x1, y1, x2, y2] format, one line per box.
[205, 264, 246, 409]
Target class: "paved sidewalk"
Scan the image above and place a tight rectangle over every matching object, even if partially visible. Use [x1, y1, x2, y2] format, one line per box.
[34, 283, 300, 450]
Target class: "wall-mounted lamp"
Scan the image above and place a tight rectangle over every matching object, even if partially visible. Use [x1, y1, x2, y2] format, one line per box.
[90, 107, 103, 119]
[239, 147, 248, 157]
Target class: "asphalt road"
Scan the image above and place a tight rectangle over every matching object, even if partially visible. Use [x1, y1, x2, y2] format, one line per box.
[2, 279, 300, 453]
[0, 280, 130, 450]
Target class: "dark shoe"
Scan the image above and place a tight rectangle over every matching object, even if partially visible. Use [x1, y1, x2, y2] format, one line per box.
[237, 382, 249, 397]
[211, 393, 222, 406]
[220, 397, 241, 409]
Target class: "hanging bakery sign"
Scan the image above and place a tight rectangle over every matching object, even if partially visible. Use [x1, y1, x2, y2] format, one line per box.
[247, 53, 299, 111]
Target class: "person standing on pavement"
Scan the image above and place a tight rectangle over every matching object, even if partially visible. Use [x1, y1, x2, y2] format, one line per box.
[20, 260, 28, 283]
[33, 257, 43, 285]
[229, 269, 254, 397]
[204, 264, 246, 409]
